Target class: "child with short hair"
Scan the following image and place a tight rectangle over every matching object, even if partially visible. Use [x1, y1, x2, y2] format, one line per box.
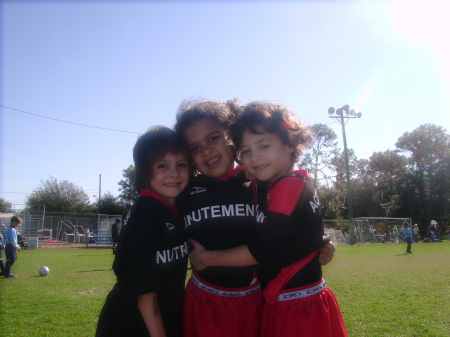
[403, 222, 413, 254]
[4, 216, 22, 278]
[96, 126, 192, 337]
[189, 102, 347, 337]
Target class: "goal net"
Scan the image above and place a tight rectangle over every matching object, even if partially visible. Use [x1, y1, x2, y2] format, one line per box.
[323, 217, 412, 244]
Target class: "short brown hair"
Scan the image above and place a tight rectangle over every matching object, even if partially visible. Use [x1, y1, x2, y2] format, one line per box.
[231, 102, 313, 163]
[133, 126, 192, 192]
[11, 216, 22, 224]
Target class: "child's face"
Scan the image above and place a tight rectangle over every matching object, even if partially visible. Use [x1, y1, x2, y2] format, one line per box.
[12, 221, 21, 228]
[150, 152, 190, 206]
[183, 119, 235, 178]
[239, 128, 295, 182]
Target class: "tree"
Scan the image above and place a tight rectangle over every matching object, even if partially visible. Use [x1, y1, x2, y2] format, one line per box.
[298, 124, 338, 188]
[368, 150, 407, 217]
[97, 192, 127, 216]
[118, 165, 139, 209]
[0, 198, 14, 212]
[26, 176, 90, 212]
[395, 124, 450, 228]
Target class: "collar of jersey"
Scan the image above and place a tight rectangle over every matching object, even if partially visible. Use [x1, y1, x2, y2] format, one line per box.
[216, 166, 242, 181]
[267, 168, 310, 188]
[139, 189, 178, 215]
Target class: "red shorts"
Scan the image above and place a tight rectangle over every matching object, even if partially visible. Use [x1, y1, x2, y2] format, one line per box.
[183, 271, 263, 337]
[262, 279, 347, 337]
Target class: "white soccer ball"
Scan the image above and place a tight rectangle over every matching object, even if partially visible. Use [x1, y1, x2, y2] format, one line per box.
[39, 266, 49, 277]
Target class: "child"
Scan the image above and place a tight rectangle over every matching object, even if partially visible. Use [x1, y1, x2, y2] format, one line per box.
[85, 225, 91, 248]
[175, 99, 264, 337]
[403, 222, 413, 254]
[96, 126, 191, 337]
[189, 102, 347, 337]
[4, 216, 22, 278]
[174, 99, 336, 337]
[0, 232, 6, 276]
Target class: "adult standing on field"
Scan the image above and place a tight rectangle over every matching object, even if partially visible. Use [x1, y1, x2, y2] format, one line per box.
[412, 224, 420, 243]
[111, 219, 121, 254]
[392, 226, 399, 244]
[85, 225, 91, 248]
[435, 222, 440, 240]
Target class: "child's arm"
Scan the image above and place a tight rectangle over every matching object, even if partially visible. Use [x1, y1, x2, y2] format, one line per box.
[188, 239, 257, 271]
[189, 239, 335, 270]
[137, 292, 167, 337]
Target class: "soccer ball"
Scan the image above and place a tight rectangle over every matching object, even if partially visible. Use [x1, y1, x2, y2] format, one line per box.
[39, 266, 49, 277]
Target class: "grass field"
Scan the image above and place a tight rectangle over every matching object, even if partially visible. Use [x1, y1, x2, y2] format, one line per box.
[0, 242, 449, 336]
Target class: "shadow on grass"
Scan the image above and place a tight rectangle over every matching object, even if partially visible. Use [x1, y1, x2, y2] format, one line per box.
[78, 269, 112, 273]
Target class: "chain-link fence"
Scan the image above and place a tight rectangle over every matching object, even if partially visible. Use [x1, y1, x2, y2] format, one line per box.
[1, 211, 121, 244]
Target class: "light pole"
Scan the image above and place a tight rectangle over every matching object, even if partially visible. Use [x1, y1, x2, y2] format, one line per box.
[328, 105, 362, 244]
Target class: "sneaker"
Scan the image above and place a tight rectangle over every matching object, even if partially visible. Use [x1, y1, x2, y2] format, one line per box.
[4, 274, 17, 278]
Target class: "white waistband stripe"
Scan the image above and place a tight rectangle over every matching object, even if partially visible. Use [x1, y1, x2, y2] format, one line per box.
[278, 280, 327, 302]
[191, 273, 261, 298]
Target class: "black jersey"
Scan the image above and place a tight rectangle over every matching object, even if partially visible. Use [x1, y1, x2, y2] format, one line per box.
[101, 190, 188, 337]
[248, 169, 324, 290]
[177, 167, 257, 287]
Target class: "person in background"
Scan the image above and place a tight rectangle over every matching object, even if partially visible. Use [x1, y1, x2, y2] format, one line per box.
[402, 222, 413, 254]
[428, 221, 437, 241]
[392, 226, 399, 244]
[4, 216, 22, 278]
[435, 222, 440, 240]
[0, 232, 6, 276]
[85, 225, 91, 248]
[111, 218, 121, 254]
[412, 224, 420, 243]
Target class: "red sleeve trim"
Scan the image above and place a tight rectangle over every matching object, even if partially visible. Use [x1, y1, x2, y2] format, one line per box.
[267, 177, 305, 215]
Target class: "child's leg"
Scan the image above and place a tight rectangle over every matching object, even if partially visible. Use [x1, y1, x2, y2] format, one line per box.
[4, 244, 17, 277]
[0, 259, 5, 275]
[4, 259, 14, 276]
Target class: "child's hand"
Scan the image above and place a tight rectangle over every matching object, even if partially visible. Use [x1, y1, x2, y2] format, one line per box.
[188, 239, 208, 271]
[318, 241, 335, 265]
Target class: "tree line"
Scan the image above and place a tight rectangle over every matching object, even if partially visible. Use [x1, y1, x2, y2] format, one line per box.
[3, 123, 448, 236]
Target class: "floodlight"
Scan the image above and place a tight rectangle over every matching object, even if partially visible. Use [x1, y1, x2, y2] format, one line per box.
[336, 108, 343, 116]
[356, 112, 362, 118]
[328, 107, 335, 114]
[349, 109, 355, 116]
[342, 104, 349, 112]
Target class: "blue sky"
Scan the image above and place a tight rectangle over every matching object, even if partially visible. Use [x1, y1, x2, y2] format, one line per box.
[1, 0, 449, 209]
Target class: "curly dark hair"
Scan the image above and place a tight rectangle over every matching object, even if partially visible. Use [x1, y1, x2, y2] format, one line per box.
[174, 98, 243, 136]
[230, 102, 313, 162]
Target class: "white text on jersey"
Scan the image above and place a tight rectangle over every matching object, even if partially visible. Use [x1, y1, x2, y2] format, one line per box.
[183, 204, 255, 228]
[156, 241, 189, 264]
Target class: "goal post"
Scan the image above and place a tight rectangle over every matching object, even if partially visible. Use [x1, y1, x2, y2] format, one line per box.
[323, 217, 412, 244]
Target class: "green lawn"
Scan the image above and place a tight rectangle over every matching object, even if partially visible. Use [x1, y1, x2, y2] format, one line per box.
[1, 242, 449, 336]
